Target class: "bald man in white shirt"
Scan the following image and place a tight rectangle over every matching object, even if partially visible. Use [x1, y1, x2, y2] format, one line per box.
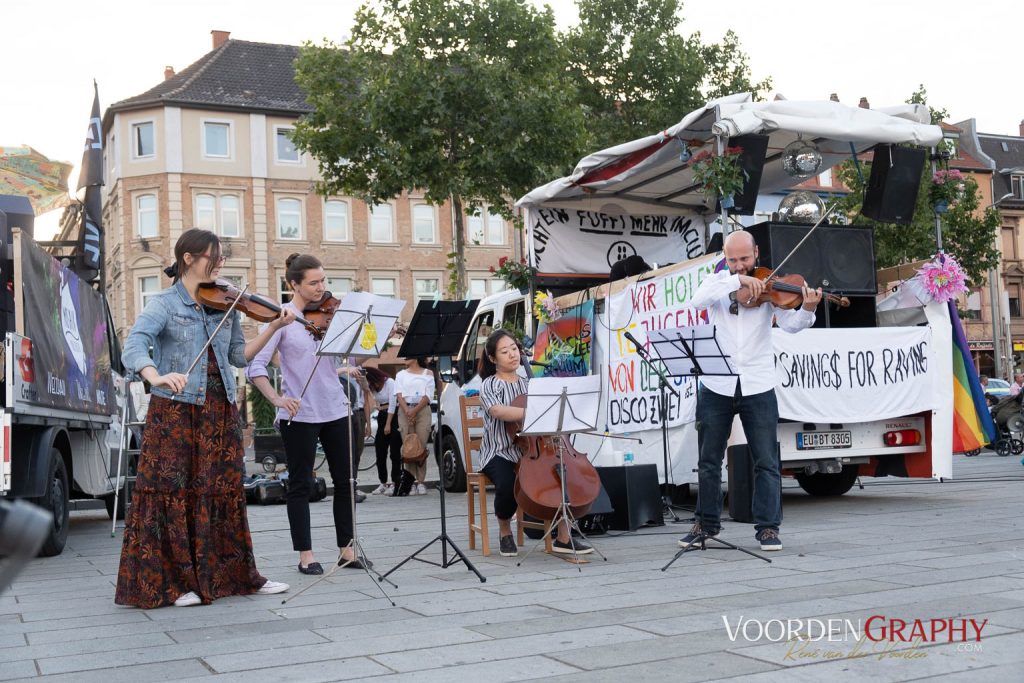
[680, 230, 822, 552]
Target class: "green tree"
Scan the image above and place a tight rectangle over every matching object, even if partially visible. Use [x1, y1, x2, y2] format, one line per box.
[565, 0, 771, 150]
[832, 86, 1000, 286]
[292, 0, 587, 297]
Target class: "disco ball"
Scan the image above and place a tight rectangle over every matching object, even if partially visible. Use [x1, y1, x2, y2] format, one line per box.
[781, 139, 823, 178]
[778, 191, 826, 223]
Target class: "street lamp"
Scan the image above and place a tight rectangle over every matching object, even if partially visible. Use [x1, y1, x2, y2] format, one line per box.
[989, 192, 1013, 379]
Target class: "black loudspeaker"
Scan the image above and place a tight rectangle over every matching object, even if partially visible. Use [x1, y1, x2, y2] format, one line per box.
[724, 134, 770, 216]
[812, 295, 877, 329]
[595, 464, 664, 531]
[861, 144, 926, 224]
[727, 444, 781, 524]
[747, 222, 877, 295]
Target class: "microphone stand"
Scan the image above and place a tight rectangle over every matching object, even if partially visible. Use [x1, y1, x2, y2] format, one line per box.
[624, 331, 687, 523]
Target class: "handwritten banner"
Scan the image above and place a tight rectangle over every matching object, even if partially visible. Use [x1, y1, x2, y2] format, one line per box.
[528, 207, 708, 273]
[773, 327, 934, 422]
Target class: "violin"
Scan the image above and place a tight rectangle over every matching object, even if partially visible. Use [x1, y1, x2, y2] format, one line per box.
[506, 394, 601, 520]
[196, 279, 323, 338]
[738, 267, 850, 310]
[300, 292, 342, 340]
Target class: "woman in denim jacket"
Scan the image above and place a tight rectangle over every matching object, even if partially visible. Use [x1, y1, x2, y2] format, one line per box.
[115, 228, 296, 609]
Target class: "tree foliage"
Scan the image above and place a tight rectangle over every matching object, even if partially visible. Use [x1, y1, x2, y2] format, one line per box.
[291, 0, 588, 297]
[832, 86, 1000, 286]
[565, 0, 772, 150]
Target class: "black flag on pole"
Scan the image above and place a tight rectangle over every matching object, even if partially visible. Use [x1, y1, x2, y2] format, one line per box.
[76, 82, 103, 280]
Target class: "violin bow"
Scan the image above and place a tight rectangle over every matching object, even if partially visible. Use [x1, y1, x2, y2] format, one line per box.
[762, 201, 841, 283]
[175, 283, 250, 394]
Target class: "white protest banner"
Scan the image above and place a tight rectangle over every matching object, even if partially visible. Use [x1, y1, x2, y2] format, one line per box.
[528, 207, 707, 273]
[773, 326, 935, 422]
[596, 254, 719, 434]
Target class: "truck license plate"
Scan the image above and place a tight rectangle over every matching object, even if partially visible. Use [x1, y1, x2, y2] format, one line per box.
[796, 430, 852, 450]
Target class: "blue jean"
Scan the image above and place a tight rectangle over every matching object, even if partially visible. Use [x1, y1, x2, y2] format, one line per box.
[696, 386, 782, 533]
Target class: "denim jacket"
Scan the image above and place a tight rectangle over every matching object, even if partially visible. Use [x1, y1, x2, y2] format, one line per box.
[122, 280, 247, 405]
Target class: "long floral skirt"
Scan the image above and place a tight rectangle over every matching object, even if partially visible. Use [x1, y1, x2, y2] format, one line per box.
[115, 356, 266, 608]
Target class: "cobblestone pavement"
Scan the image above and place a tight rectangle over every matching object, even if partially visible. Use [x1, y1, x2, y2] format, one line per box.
[2, 453, 1022, 682]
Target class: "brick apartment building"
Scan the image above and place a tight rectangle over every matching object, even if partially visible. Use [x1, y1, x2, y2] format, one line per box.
[77, 31, 519, 342]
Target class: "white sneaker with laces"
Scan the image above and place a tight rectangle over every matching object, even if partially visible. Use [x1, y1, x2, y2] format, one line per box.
[256, 580, 289, 595]
[173, 591, 201, 607]
[371, 483, 388, 495]
[416, 483, 428, 495]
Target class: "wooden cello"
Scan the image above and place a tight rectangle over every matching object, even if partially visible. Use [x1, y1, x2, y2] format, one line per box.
[507, 394, 601, 520]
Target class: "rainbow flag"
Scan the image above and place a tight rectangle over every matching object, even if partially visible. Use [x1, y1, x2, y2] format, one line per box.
[948, 301, 997, 451]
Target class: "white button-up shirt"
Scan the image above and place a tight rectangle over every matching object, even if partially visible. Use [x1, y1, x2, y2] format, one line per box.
[690, 270, 815, 398]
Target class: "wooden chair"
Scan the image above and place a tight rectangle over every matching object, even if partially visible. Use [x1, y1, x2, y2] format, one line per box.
[461, 394, 550, 555]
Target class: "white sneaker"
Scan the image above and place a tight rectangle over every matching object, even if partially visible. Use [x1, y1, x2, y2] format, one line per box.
[408, 485, 420, 495]
[384, 483, 394, 495]
[416, 483, 428, 495]
[173, 591, 201, 607]
[256, 580, 289, 595]
[371, 483, 388, 495]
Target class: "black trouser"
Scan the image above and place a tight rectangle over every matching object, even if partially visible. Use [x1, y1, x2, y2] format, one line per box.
[278, 417, 352, 551]
[481, 456, 517, 521]
[375, 411, 402, 484]
[350, 408, 365, 472]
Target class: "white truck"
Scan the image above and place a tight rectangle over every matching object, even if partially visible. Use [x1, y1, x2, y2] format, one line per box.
[436, 259, 953, 500]
[1, 198, 137, 556]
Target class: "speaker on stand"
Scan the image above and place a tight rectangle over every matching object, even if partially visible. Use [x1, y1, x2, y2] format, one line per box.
[861, 144, 926, 225]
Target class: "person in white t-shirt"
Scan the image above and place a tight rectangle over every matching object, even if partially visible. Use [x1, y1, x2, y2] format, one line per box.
[680, 230, 822, 553]
[394, 357, 435, 494]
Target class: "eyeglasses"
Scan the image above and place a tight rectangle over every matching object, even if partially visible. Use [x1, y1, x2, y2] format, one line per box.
[198, 254, 226, 264]
[729, 292, 739, 315]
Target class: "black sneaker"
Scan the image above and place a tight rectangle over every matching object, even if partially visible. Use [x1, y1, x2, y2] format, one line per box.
[756, 528, 783, 551]
[552, 538, 593, 555]
[677, 522, 719, 548]
[498, 535, 518, 557]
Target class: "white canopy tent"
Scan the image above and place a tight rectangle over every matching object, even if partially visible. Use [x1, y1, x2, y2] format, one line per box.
[516, 93, 944, 275]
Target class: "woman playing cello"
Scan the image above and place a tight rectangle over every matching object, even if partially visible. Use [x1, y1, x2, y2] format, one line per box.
[477, 329, 592, 557]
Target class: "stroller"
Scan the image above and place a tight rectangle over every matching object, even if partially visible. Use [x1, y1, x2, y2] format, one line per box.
[988, 392, 1024, 457]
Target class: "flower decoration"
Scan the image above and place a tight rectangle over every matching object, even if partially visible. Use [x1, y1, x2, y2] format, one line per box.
[489, 256, 535, 292]
[690, 146, 747, 206]
[929, 169, 965, 213]
[533, 290, 562, 324]
[916, 254, 967, 303]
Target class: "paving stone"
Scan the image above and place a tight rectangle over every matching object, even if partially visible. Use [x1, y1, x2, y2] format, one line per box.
[2, 659, 212, 683]
[3, 631, 174, 663]
[540, 651, 779, 682]
[0, 660, 38, 682]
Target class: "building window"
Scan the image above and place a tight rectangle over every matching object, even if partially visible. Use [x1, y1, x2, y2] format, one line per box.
[194, 192, 241, 238]
[1009, 284, 1022, 318]
[277, 197, 303, 240]
[1013, 175, 1024, 201]
[326, 276, 352, 295]
[279, 277, 293, 304]
[817, 168, 833, 187]
[1002, 227, 1017, 260]
[414, 277, 439, 302]
[370, 277, 396, 297]
[324, 200, 350, 241]
[467, 206, 505, 245]
[369, 204, 394, 243]
[131, 122, 154, 159]
[413, 204, 436, 244]
[136, 194, 158, 238]
[138, 275, 159, 313]
[275, 126, 299, 163]
[469, 276, 506, 298]
[202, 121, 231, 158]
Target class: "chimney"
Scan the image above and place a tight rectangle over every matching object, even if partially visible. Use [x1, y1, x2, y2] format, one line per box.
[211, 30, 230, 50]
[1019, 119, 1024, 137]
[830, 93, 840, 102]
[859, 97, 870, 109]
[164, 66, 175, 81]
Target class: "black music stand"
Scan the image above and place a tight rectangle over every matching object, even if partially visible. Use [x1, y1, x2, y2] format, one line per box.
[382, 299, 484, 582]
[645, 325, 773, 570]
[626, 335, 686, 522]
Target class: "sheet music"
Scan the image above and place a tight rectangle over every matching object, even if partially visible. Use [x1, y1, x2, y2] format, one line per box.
[317, 292, 405, 358]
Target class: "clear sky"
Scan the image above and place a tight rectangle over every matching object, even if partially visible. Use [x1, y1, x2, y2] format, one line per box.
[4, 0, 1021, 238]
